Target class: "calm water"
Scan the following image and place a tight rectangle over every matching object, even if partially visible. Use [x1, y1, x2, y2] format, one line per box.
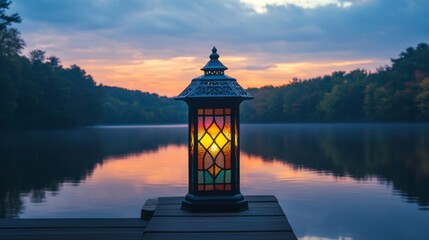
[1, 124, 429, 239]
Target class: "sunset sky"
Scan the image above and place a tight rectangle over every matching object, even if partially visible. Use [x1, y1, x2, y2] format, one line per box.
[10, 0, 429, 96]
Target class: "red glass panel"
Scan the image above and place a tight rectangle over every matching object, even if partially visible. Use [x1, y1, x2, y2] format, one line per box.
[204, 153, 213, 170]
[215, 116, 224, 129]
[225, 184, 231, 190]
[198, 143, 205, 170]
[205, 185, 214, 191]
[205, 109, 213, 115]
[224, 116, 231, 140]
[198, 117, 204, 140]
[204, 116, 213, 129]
[198, 185, 204, 191]
[224, 142, 231, 169]
[224, 108, 231, 114]
[198, 109, 204, 115]
[215, 184, 224, 190]
[214, 108, 223, 115]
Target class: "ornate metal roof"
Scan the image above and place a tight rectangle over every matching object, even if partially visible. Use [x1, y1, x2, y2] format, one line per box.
[175, 47, 253, 100]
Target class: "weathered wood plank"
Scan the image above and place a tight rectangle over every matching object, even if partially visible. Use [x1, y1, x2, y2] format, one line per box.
[245, 195, 278, 202]
[0, 218, 148, 229]
[155, 201, 281, 210]
[143, 232, 298, 240]
[156, 195, 278, 205]
[0, 228, 143, 240]
[154, 203, 284, 217]
[145, 216, 292, 232]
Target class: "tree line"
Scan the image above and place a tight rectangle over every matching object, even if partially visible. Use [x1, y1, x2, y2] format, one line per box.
[241, 43, 429, 123]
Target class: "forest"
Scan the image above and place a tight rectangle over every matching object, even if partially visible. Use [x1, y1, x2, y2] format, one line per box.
[241, 44, 429, 123]
[1, 0, 428, 129]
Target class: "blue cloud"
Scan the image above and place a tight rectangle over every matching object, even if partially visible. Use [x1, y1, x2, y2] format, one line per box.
[9, 0, 429, 63]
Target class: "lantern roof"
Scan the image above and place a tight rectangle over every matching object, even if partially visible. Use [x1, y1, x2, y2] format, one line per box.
[200, 47, 228, 72]
[175, 47, 253, 100]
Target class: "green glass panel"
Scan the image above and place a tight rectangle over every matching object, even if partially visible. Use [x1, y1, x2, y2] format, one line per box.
[215, 170, 225, 184]
[205, 171, 214, 184]
[198, 171, 204, 184]
[225, 170, 231, 183]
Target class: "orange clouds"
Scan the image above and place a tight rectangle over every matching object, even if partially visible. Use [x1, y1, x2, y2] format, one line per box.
[66, 54, 384, 97]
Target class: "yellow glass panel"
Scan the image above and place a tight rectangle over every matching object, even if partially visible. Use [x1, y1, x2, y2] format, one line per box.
[224, 116, 231, 140]
[235, 120, 238, 147]
[215, 133, 228, 149]
[190, 123, 194, 157]
[200, 133, 213, 149]
[214, 165, 221, 177]
[207, 123, 220, 138]
[209, 143, 220, 158]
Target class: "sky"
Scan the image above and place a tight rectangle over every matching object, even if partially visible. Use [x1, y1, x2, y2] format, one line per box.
[9, 0, 429, 96]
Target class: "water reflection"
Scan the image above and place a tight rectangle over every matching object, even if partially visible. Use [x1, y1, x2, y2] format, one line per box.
[1, 124, 429, 219]
[241, 124, 429, 207]
[0, 126, 187, 217]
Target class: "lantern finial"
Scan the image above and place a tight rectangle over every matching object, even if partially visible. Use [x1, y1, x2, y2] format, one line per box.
[210, 47, 219, 59]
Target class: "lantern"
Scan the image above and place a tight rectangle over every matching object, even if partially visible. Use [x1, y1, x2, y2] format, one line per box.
[175, 47, 253, 212]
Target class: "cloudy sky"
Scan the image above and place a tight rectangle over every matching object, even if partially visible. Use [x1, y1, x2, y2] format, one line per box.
[10, 0, 429, 96]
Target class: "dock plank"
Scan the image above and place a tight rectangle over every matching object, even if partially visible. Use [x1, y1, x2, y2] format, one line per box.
[143, 232, 298, 240]
[145, 216, 292, 232]
[0, 218, 147, 229]
[0, 228, 143, 240]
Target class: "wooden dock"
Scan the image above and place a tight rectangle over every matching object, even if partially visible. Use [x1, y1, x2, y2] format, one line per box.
[0, 195, 297, 240]
[0, 218, 147, 240]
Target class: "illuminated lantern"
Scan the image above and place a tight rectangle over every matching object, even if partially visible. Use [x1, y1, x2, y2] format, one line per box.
[175, 47, 253, 212]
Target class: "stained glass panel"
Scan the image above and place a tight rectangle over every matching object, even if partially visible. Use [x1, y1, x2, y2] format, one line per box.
[224, 142, 231, 169]
[204, 116, 213, 129]
[215, 116, 224, 129]
[196, 108, 233, 192]
[198, 117, 204, 140]
[198, 171, 204, 184]
[198, 143, 205, 170]
[205, 171, 214, 183]
[225, 170, 231, 183]
[204, 153, 212, 170]
[215, 170, 225, 183]
[214, 109, 223, 115]
[208, 143, 220, 158]
[215, 152, 225, 168]
[200, 133, 213, 149]
[207, 123, 220, 138]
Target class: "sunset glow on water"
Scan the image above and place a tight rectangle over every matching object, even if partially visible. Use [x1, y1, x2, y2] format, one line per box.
[7, 124, 427, 239]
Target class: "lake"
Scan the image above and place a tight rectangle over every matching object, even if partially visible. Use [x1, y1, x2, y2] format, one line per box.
[1, 124, 428, 239]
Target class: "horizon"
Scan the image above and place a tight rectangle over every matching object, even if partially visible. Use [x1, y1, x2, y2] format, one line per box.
[10, 0, 429, 97]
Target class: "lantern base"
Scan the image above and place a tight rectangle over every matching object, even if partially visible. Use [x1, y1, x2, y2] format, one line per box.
[181, 193, 248, 212]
